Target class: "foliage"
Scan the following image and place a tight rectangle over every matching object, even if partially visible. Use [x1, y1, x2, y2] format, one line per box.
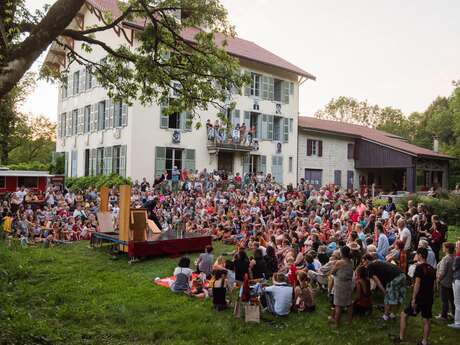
[0, 73, 36, 164]
[396, 193, 460, 226]
[65, 174, 132, 192]
[0, 239, 459, 345]
[49, 153, 65, 175]
[6, 161, 50, 171]
[1, 0, 248, 123]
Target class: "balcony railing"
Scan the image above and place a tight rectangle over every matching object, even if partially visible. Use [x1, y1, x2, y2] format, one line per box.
[206, 127, 257, 152]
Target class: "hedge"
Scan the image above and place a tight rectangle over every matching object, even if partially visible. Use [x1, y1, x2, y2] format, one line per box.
[396, 194, 460, 226]
[65, 174, 132, 192]
[6, 162, 50, 171]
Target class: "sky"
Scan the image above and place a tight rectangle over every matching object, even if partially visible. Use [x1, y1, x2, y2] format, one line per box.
[22, 0, 460, 122]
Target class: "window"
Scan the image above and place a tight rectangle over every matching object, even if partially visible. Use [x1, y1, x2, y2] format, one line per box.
[0, 176, 5, 188]
[288, 157, 293, 173]
[334, 170, 342, 187]
[112, 145, 126, 177]
[250, 72, 261, 97]
[289, 118, 293, 133]
[97, 101, 106, 131]
[305, 169, 322, 189]
[168, 111, 181, 129]
[307, 139, 323, 157]
[243, 154, 266, 175]
[18, 176, 38, 188]
[347, 170, 355, 189]
[273, 116, 282, 141]
[71, 150, 78, 177]
[72, 109, 78, 135]
[165, 147, 183, 179]
[73, 70, 80, 95]
[347, 143, 355, 159]
[84, 149, 90, 176]
[84, 105, 91, 133]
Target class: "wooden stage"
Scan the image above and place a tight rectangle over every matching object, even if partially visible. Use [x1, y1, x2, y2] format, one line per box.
[91, 230, 212, 258]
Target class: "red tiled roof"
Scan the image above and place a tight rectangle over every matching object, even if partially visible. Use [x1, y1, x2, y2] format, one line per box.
[298, 116, 452, 160]
[85, 0, 315, 79]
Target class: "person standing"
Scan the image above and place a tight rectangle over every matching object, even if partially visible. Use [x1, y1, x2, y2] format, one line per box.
[448, 239, 460, 329]
[436, 242, 455, 320]
[393, 247, 436, 345]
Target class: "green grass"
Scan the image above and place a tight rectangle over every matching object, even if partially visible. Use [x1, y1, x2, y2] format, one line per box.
[0, 227, 459, 345]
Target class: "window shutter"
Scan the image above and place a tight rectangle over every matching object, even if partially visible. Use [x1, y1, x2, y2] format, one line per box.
[183, 149, 195, 172]
[260, 155, 267, 175]
[283, 118, 289, 143]
[282, 81, 290, 104]
[261, 75, 269, 100]
[231, 109, 240, 127]
[160, 104, 169, 129]
[289, 81, 294, 95]
[318, 140, 323, 157]
[121, 103, 128, 127]
[243, 111, 250, 126]
[103, 147, 113, 175]
[57, 114, 61, 138]
[307, 139, 312, 156]
[119, 145, 127, 177]
[67, 74, 73, 96]
[77, 108, 84, 134]
[289, 118, 293, 133]
[267, 115, 274, 140]
[334, 170, 342, 187]
[90, 149, 96, 176]
[60, 113, 66, 138]
[243, 70, 251, 96]
[66, 111, 72, 137]
[92, 104, 98, 132]
[105, 99, 113, 129]
[268, 77, 274, 100]
[64, 152, 69, 177]
[184, 111, 192, 131]
[155, 146, 166, 178]
[79, 68, 86, 92]
[243, 154, 250, 175]
[261, 114, 268, 140]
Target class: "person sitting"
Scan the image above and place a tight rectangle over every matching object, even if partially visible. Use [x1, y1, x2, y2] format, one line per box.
[250, 248, 269, 280]
[262, 273, 293, 316]
[170, 256, 193, 293]
[211, 270, 229, 311]
[188, 277, 209, 299]
[294, 271, 315, 312]
[353, 265, 372, 316]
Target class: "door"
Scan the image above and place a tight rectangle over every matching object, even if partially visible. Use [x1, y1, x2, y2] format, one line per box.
[271, 156, 283, 184]
[218, 152, 234, 173]
[305, 169, 322, 189]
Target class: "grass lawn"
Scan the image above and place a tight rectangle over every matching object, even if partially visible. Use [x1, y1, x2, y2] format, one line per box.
[1, 226, 459, 345]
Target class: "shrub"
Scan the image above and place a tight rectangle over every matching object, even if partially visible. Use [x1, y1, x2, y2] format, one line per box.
[65, 174, 132, 192]
[6, 162, 50, 171]
[396, 193, 460, 226]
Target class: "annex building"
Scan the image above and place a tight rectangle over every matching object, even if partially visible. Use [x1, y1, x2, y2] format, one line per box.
[45, 0, 316, 186]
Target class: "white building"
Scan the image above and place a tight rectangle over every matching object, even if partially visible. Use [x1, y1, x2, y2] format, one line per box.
[45, 0, 315, 185]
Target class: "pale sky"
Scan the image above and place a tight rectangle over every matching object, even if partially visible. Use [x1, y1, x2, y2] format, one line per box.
[22, 0, 460, 122]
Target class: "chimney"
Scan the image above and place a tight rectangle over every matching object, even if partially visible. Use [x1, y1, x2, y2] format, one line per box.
[433, 137, 439, 153]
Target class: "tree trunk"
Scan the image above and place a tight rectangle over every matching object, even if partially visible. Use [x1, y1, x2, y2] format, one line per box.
[0, 0, 86, 100]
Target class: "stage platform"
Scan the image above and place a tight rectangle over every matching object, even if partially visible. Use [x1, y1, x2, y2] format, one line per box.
[91, 230, 212, 258]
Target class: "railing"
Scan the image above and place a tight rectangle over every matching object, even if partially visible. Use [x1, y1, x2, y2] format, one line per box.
[206, 127, 258, 151]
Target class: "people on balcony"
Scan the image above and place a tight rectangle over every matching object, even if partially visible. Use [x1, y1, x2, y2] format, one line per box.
[206, 119, 257, 148]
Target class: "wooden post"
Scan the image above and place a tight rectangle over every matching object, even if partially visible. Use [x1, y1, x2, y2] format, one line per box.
[118, 185, 131, 252]
[99, 186, 109, 213]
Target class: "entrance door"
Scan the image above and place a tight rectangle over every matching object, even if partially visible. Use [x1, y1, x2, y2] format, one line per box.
[218, 152, 234, 173]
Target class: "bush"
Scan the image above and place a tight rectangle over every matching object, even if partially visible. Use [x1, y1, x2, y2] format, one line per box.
[6, 162, 50, 171]
[65, 174, 132, 192]
[396, 194, 460, 226]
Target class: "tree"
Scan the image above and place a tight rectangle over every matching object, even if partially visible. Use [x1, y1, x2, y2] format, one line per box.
[0, 0, 246, 118]
[314, 96, 410, 136]
[0, 72, 35, 164]
[9, 115, 56, 164]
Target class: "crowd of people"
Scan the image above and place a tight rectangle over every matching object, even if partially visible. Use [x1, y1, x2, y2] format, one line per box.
[1, 169, 460, 344]
[206, 119, 259, 149]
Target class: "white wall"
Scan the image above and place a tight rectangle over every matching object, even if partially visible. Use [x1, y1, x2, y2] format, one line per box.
[297, 130, 358, 188]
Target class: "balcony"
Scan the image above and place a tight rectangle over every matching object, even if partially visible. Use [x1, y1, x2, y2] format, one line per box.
[206, 128, 256, 153]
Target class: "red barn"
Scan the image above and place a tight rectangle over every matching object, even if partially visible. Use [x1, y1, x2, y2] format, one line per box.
[0, 169, 52, 194]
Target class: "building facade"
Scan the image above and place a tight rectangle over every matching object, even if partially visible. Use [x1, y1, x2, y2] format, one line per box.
[298, 117, 452, 192]
[47, 0, 315, 185]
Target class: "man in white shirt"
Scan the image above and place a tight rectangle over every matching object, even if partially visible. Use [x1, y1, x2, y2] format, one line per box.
[398, 218, 412, 252]
[263, 273, 293, 316]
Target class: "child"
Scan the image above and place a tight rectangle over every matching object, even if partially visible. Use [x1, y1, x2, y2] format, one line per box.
[188, 277, 209, 299]
[211, 270, 229, 311]
[353, 265, 372, 316]
[295, 271, 316, 312]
